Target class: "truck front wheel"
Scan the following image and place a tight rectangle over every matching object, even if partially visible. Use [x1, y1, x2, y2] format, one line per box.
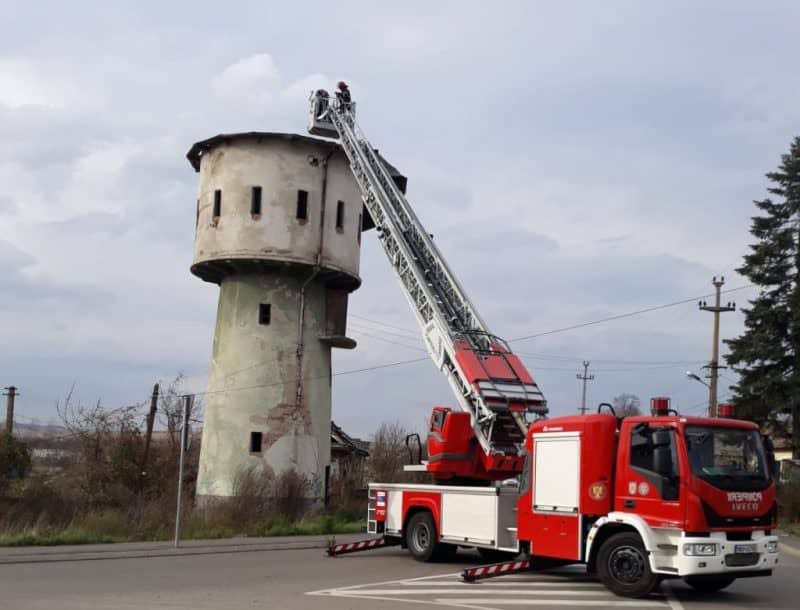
[406, 511, 455, 562]
[684, 575, 736, 593]
[597, 532, 659, 598]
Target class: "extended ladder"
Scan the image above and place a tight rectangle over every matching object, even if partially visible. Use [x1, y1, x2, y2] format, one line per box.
[308, 91, 547, 463]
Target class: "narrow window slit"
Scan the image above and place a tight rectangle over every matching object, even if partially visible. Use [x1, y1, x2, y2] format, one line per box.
[251, 186, 262, 216]
[259, 303, 271, 325]
[296, 190, 308, 221]
[336, 200, 345, 231]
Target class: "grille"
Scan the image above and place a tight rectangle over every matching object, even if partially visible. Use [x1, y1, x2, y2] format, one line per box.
[724, 553, 759, 567]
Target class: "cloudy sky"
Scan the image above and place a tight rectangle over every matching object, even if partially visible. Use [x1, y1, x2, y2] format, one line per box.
[2, 1, 798, 437]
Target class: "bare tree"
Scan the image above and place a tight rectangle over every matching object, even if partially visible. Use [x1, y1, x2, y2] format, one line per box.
[365, 422, 416, 483]
[55, 385, 145, 506]
[613, 393, 642, 417]
[157, 374, 203, 454]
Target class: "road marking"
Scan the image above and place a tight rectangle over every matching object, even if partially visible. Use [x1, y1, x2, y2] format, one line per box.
[435, 599, 664, 607]
[399, 581, 603, 587]
[333, 588, 621, 596]
[307, 567, 672, 609]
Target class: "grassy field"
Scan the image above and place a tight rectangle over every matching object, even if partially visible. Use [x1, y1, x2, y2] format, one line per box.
[0, 512, 362, 547]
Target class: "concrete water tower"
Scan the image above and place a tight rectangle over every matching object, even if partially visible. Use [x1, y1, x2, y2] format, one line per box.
[186, 132, 406, 501]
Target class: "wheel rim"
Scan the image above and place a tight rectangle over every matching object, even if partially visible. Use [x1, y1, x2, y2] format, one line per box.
[607, 545, 646, 585]
[413, 522, 431, 552]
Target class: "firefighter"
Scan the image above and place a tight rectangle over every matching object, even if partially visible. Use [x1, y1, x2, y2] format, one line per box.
[336, 80, 352, 109]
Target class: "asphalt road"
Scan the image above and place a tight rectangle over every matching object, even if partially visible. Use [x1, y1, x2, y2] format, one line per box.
[0, 535, 798, 610]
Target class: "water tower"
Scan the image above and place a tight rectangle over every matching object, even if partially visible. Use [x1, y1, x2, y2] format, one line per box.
[187, 131, 404, 501]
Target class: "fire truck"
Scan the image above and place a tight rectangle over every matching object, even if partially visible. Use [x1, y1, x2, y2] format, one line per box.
[308, 89, 780, 598]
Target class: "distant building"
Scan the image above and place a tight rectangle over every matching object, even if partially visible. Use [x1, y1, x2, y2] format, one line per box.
[330, 421, 369, 488]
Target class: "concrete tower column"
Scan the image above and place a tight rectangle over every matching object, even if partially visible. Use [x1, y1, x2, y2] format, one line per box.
[187, 133, 366, 502]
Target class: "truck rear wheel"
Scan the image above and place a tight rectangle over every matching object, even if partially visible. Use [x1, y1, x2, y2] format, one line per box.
[597, 532, 659, 598]
[406, 511, 455, 562]
[684, 575, 736, 593]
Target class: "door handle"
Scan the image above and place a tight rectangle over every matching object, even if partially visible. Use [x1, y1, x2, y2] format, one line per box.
[624, 499, 636, 509]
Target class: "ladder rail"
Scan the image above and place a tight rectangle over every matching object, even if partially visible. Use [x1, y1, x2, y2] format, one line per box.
[319, 95, 545, 458]
[329, 103, 498, 446]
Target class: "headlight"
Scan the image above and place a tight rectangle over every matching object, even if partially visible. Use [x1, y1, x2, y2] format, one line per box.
[683, 543, 718, 556]
[766, 541, 779, 553]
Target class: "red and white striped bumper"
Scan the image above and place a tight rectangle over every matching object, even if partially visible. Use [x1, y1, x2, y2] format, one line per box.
[461, 559, 531, 582]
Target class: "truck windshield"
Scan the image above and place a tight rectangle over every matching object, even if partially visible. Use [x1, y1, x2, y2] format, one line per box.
[684, 425, 769, 490]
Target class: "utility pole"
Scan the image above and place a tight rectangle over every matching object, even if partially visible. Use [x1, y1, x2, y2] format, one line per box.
[139, 383, 160, 491]
[577, 362, 594, 415]
[698, 276, 736, 417]
[3, 386, 18, 436]
[174, 394, 192, 548]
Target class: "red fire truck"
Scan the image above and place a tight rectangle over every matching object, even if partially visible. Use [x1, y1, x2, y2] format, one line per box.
[308, 90, 780, 598]
[367, 402, 778, 597]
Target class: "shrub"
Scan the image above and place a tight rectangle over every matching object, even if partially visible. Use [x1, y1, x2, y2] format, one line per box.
[0, 435, 32, 485]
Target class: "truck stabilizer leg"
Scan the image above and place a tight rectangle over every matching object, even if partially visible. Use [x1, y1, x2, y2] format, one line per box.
[461, 558, 532, 582]
[327, 537, 394, 556]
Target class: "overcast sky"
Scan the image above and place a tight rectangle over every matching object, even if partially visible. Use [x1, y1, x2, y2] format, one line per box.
[2, 1, 799, 437]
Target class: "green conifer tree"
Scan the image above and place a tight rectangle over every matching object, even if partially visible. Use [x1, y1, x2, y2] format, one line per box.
[725, 137, 800, 457]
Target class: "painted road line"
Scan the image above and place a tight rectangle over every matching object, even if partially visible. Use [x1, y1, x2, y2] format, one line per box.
[308, 569, 672, 609]
[435, 599, 666, 607]
[333, 585, 628, 599]
[398, 581, 603, 587]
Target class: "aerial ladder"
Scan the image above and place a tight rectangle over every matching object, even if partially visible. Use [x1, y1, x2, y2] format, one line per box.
[309, 89, 547, 481]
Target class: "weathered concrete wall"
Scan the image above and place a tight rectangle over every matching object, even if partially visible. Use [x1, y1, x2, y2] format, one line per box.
[193, 138, 363, 282]
[196, 274, 331, 498]
[190, 133, 362, 501]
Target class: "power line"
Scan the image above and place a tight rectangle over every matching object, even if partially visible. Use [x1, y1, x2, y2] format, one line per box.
[197, 357, 430, 398]
[350, 321, 422, 340]
[508, 284, 753, 343]
[350, 314, 418, 336]
[348, 327, 426, 352]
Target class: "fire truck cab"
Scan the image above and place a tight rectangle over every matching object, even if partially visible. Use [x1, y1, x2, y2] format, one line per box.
[369, 409, 779, 597]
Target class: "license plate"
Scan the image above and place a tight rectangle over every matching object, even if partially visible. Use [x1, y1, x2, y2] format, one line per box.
[734, 544, 756, 554]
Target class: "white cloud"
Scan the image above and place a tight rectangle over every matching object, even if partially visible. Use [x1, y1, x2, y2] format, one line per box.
[211, 53, 281, 104]
[0, 57, 95, 110]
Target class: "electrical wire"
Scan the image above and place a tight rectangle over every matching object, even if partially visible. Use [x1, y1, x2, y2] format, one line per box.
[508, 284, 754, 342]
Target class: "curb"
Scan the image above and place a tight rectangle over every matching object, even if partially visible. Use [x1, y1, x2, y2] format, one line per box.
[0, 534, 374, 566]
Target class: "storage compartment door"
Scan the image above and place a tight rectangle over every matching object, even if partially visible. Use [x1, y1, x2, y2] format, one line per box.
[440, 493, 498, 545]
[533, 433, 580, 513]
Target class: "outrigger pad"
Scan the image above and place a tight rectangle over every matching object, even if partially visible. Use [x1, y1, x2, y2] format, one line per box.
[461, 558, 532, 582]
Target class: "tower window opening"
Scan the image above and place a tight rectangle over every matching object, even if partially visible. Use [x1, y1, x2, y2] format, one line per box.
[213, 189, 222, 220]
[250, 431, 263, 453]
[251, 186, 262, 216]
[296, 190, 308, 221]
[195, 199, 200, 229]
[259, 303, 271, 326]
[357, 212, 362, 245]
[336, 200, 345, 231]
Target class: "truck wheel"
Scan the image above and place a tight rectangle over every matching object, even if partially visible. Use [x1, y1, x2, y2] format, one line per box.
[406, 512, 440, 562]
[597, 532, 659, 598]
[684, 575, 736, 593]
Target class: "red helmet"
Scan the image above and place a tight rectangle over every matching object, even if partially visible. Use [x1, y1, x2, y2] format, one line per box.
[337, 81, 348, 90]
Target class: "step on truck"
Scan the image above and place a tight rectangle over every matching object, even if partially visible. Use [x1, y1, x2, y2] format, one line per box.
[308, 86, 780, 598]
